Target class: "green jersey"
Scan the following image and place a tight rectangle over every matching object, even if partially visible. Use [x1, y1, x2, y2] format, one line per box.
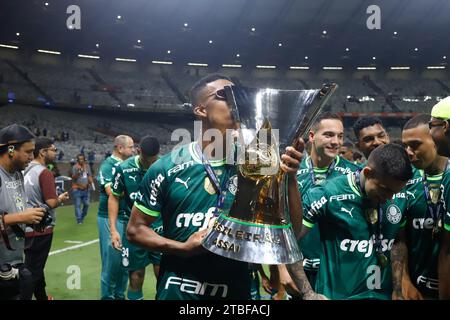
[97, 155, 126, 219]
[297, 156, 360, 282]
[135, 142, 250, 300]
[303, 173, 407, 300]
[405, 162, 450, 297]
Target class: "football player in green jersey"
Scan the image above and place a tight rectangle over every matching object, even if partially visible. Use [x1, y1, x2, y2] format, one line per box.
[97, 135, 135, 300]
[126, 74, 304, 300]
[353, 116, 390, 161]
[280, 113, 360, 297]
[287, 144, 413, 300]
[402, 114, 449, 299]
[109, 135, 161, 300]
[339, 141, 355, 162]
[428, 98, 450, 299]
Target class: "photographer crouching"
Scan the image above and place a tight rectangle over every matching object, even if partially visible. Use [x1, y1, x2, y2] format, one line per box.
[0, 124, 46, 300]
[23, 137, 69, 300]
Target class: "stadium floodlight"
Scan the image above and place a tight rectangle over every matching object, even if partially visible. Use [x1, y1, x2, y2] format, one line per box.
[236, 53, 240, 57]
[304, 56, 309, 60]
[357, 66, 376, 70]
[152, 60, 173, 65]
[222, 64, 242, 68]
[251, 27, 256, 32]
[38, 49, 61, 55]
[427, 66, 445, 70]
[256, 65, 276, 69]
[78, 54, 100, 60]
[278, 43, 282, 47]
[322, 30, 327, 35]
[390, 66, 410, 70]
[16, 32, 20, 36]
[115, 57, 136, 62]
[188, 62, 208, 67]
[0, 44, 19, 49]
[323, 66, 343, 70]
[290, 66, 310, 70]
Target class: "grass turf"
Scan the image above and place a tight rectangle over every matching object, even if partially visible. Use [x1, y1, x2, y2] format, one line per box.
[45, 202, 158, 300]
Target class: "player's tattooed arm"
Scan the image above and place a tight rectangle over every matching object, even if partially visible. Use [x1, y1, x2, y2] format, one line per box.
[391, 229, 407, 300]
[286, 261, 327, 300]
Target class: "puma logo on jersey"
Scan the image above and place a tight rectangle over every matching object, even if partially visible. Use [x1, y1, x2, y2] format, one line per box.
[341, 207, 354, 218]
[175, 177, 190, 189]
[406, 191, 415, 199]
[129, 175, 137, 182]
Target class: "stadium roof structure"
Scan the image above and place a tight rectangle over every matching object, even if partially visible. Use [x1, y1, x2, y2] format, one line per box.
[0, 0, 449, 69]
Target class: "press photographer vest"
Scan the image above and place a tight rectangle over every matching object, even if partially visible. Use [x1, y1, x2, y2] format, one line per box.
[24, 162, 56, 227]
[0, 165, 26, 265]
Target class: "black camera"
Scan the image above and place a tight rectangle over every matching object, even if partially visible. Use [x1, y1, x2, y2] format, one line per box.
[32, 204, 52, 233]
[0, 263, 19, 281]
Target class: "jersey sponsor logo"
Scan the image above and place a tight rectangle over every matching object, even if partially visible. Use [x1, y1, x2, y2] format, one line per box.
[303, 258, 320, 270]
[339, 234, 394, 257]
[416, 276, 439, 291]
[330, 194, 356, 202]
[340, 207, 354, 218]
[228, 175, 238, 195]
[164, 276, 228, 298]
[366, 265, 381, 290]
[393, 192, 406, 200]
[149, 174, 165, 206]
[175, 207, 215, 230]
[386, 204, 402, 224]
[167, 161, 194, 177]
[123, 167, 138, 173]
[311, 196, 327, 211]
[412, 217, 434, 230]
[407, 177, 422, 186]
[334, 166, 353, 175]
[175, 177, 190, 189]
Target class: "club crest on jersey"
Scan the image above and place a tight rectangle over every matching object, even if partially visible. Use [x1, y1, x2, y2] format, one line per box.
[386, 204, 402, 224]
[228, 175, 238, 195]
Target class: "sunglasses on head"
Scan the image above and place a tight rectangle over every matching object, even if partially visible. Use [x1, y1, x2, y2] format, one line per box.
[206, 88, 227, 101]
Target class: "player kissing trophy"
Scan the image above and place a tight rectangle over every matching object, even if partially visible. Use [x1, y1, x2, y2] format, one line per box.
[202, 83, 337, 264]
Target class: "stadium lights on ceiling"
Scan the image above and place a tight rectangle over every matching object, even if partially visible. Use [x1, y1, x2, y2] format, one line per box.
[117, 15, 122, 19]
[290, 66, 310, 70]
[0, 44, 19, 49]
[372, 56, 376, 60]
[256, 65, 276, 69]
[236, 53, 240, 57]
[390, 66, 410, 70]
[251, 27, 256, 32]
[393, 31, 398, 35]
[414, 48, 419, 52]
[115, 57, 136, 62]
[209, 40, 213, 44]
[222, 64, 242, 68]
[152, 60, 173, 65]
[304, 56, 309, 60]
[345, 48, 350, 52]
[16, 32, 20, 36]
[357, 66, 376, 70]
[137, 40, 141, 43]
[278, 43, 282, 47]
[188, 62, 208, 67]
[184, 23, 189, 27]
[443, 56, 447, 59]
[167, 50, 171, 54]
[95, 43, 100, 48]
[322, 30, 327, 35]
[427, 66, 445, 70]
[78, 54, 100, 60]
[38, 49, 61, 55]
[323, 66, 343, 70]
[45, 2, 49, 6]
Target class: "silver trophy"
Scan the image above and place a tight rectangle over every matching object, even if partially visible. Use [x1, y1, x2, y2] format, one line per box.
[202, 84, 337, 264]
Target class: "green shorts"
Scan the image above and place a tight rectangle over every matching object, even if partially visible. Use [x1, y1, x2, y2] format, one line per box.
[121, 230, 161, 272]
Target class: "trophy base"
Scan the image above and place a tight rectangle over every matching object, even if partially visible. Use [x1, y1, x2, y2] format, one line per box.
[202, 214, 302, 265]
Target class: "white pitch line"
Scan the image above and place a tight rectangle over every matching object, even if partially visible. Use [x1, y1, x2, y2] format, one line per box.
[49, 239, 99, 256]
[64, 240, 83, 244]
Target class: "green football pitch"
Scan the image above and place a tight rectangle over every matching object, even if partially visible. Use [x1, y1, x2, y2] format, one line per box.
[45, 202, 158, 300]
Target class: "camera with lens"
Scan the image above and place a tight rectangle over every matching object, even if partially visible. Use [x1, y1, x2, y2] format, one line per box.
[32, 204, 52, 233]
[0, 263, 19, 281]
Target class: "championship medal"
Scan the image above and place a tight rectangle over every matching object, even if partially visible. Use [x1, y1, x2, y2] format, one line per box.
[377, 253, 388, 268]
[366, 208, 378, 224]
[429, 188, 439, 204]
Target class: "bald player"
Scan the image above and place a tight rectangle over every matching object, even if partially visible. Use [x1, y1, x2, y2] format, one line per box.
[97, 135, 135, 300]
